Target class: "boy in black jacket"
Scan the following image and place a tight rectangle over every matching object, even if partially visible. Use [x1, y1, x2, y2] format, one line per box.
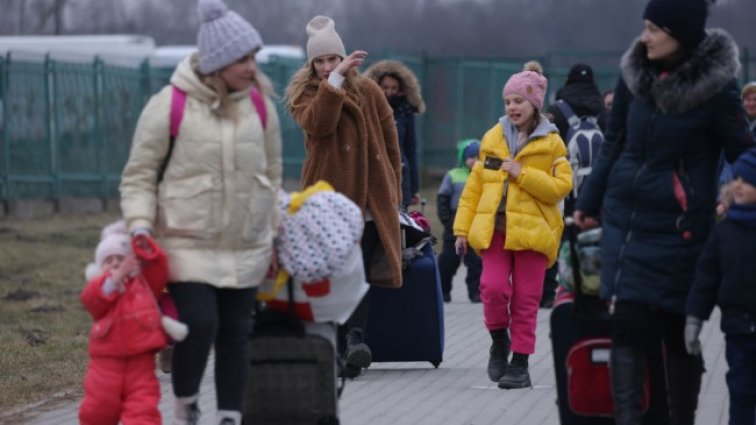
[686, 148, 756, 425]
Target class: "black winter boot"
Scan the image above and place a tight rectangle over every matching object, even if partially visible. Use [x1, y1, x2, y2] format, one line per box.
[498, 352, 531, 389]
[345, 328, 372, 371]
[610, 346, 645, 425]
[666, 353, 703, 425]
[487, 329, 510, 382]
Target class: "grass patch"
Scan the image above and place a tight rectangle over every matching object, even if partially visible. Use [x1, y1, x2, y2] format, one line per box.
[0, 212, 118, 411]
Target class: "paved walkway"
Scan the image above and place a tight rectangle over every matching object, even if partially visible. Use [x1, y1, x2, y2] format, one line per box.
[1, 268, 729, 424]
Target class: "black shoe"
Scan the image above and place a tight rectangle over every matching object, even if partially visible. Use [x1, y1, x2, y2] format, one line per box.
[498, 365, 531, 389]
[345, 328, 372, 370]
[338, 363, 362, 379]
[469, 293, 481, 303]
[442, 293, 452, 303]
[487, 329, 510, 382]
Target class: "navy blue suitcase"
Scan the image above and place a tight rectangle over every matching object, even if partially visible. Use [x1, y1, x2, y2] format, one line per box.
[365, 242, 445, 367]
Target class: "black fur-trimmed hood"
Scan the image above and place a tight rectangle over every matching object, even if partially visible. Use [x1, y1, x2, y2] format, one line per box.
[620, 28, 740, 114]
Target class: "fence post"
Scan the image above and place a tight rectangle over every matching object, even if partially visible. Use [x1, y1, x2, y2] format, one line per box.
[454, 58, 464, 144]
[93, 57, 106, 198]
[140, 59, 151, 105]
[46, 54, 59, 200]
[419, 50, 429, 177]
[1, 54, 8, 203]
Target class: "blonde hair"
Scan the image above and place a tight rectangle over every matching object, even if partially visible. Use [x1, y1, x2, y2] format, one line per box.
[284, 61, 364, 113]
[743, 82, 756, 100]
[190, 53, 275, 122]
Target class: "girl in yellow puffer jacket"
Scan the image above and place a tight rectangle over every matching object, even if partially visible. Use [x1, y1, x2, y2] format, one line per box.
[454, 61, 572, 390]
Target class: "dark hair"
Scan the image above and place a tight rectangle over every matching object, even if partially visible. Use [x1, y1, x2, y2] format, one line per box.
[378, 72, 404, 91]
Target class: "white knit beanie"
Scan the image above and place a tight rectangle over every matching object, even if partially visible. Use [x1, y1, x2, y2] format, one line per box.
[197, 0, 263, 74]
[85, 220, 132, 280]
[306, 16, 346, 62]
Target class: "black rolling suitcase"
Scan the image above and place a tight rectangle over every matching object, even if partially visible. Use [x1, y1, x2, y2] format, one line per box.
[551, 292, 619, 424]
[244, 281, 343, 425]
[550, 225, 664, 424]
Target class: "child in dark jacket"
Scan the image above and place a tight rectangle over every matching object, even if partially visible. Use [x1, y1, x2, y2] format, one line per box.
[686, 148, 756, 425]
[437, 139, 483, 303]
[79, 221, 186, 425]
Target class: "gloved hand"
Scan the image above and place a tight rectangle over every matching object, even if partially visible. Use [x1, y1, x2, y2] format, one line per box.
[684, 316, 703, 356]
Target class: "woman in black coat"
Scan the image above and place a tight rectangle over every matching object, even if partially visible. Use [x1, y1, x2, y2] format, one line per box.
[573, 0, 754, 423]
[364, 60, 425, 210]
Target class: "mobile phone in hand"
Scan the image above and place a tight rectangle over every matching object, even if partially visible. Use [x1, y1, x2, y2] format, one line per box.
[484, 156, 503, 170]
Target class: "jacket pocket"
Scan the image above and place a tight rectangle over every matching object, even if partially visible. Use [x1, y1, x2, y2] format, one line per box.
[241, 174, 276, 241]
[159, 175, 217, 239]
[91, 318, 112, 339]
[132, 309, 161, 332]
[671, 163, 695, 240]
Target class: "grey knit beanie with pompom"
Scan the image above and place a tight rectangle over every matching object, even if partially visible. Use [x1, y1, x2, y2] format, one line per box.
[196, 0, 263, 74]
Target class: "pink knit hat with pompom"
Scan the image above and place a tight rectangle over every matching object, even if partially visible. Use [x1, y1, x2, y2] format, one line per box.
[503, 61, 548, 110]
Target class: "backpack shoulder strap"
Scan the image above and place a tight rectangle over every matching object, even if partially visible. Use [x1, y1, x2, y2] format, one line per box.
[158, 86, 187, 182]
[250, 87, 267, 130]
[554, 100, 580, 130]
[160, 86, 266, 182]
[170, 86, 187, 138]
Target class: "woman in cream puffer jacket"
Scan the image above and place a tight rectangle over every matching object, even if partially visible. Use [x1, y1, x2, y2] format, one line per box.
[121, 55, 281, 290]
[119, 1, 282, 422]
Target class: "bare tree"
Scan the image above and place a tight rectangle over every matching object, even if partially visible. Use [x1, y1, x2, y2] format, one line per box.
[31, 0, 69, 34]
[20, 0, 27, 34]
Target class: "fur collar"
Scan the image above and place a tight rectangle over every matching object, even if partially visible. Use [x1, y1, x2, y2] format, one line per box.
[620, 28, 740, 114]
[363, 60, 425, 113]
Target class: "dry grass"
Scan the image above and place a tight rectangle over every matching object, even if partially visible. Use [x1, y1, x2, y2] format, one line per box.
[0, 212, 119, 411]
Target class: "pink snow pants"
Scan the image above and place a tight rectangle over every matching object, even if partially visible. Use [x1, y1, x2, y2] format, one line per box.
[480, 231, 547, 354]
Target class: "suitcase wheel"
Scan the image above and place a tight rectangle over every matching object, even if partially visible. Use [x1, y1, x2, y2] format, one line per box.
[430, 361, 441, 368]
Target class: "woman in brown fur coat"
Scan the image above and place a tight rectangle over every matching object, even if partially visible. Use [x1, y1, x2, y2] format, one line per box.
[285, 15, 402, 378]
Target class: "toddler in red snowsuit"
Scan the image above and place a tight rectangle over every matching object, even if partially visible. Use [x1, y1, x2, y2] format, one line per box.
[79, 221, 180, 425]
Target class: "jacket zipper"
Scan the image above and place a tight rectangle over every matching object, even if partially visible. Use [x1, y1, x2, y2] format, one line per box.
[609, 163, 645, 315]
[609, 108, 657, 315]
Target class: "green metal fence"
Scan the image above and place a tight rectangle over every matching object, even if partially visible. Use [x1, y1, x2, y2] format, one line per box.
[0, 49, 751, 203]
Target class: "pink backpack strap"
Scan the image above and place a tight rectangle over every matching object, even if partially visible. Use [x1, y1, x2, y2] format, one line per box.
[250, 87, 267, 130]
[170, 86, 188, 139]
